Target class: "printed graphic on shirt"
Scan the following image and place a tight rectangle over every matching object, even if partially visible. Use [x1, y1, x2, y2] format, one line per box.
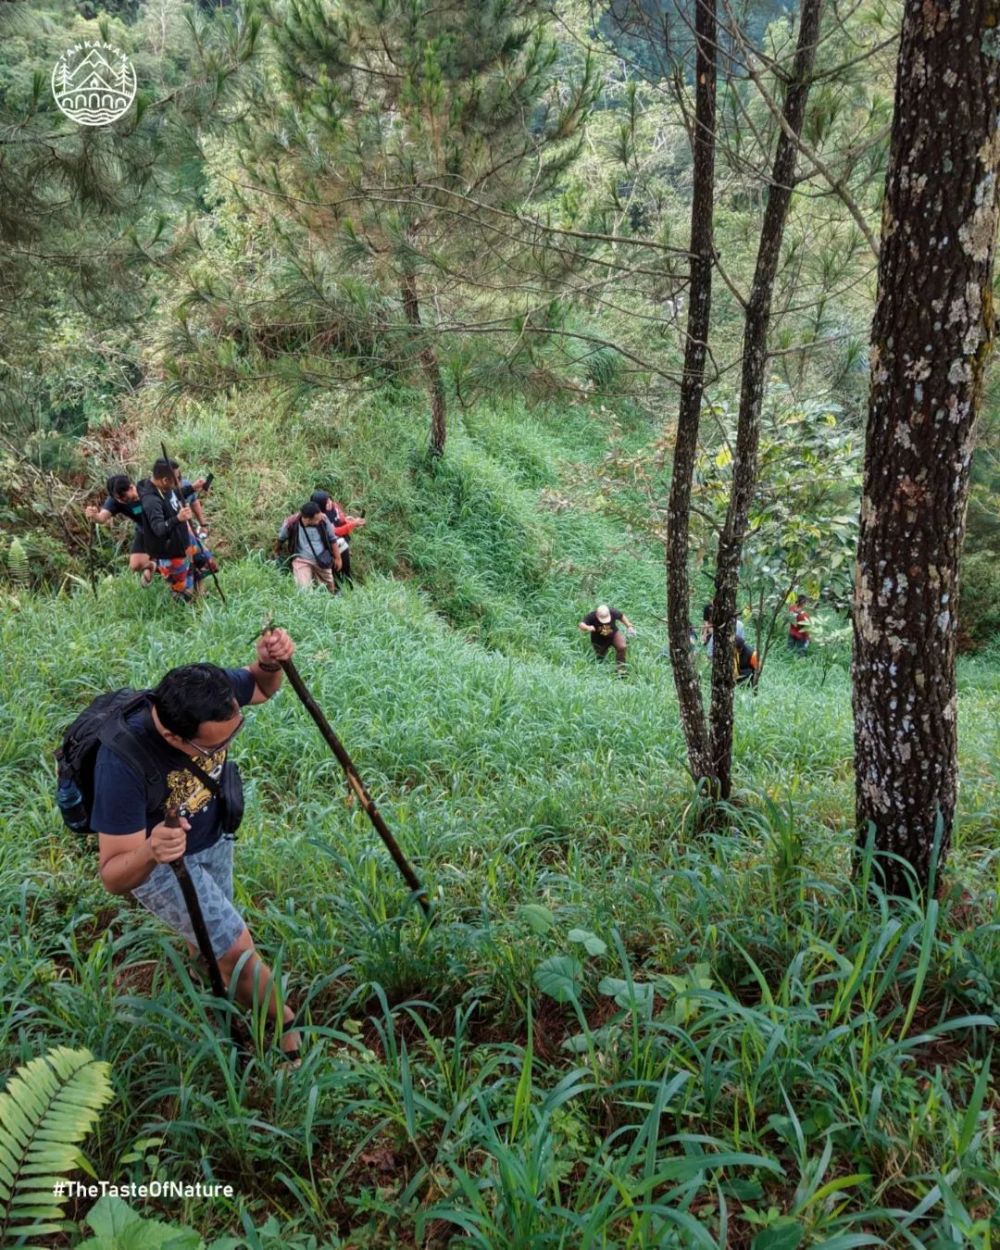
[166, 748, 226, 819]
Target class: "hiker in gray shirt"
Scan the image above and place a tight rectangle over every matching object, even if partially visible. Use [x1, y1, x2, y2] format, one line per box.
[276, 502, 341, 593]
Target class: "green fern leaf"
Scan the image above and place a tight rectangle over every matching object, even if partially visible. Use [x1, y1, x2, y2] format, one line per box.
[6, 535, 29, 587]
[0, 1047, 113, 1248]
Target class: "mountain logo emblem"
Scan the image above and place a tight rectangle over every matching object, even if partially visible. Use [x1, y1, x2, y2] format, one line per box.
[52, 41, 137, 126]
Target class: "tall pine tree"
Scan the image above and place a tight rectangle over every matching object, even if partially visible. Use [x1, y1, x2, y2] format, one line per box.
[208, 0, 594, 457]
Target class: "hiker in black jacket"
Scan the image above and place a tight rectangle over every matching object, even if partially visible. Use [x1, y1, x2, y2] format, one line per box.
[139, 460, 216, 604]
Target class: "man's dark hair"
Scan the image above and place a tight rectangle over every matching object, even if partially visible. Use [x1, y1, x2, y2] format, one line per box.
[152, 664, 237, 738]
[151, 458, 175, 481]
[300, 501, 320, 519]
[106, 474, 131, 499]
[703, 602, 714, 623]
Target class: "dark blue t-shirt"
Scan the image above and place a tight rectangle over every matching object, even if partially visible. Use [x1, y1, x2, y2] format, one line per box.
[102, 496, 144, 527]
[90, 668, 257, 855]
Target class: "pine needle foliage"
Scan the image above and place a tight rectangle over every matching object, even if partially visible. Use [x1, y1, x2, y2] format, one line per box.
[168, 0, 597, 452]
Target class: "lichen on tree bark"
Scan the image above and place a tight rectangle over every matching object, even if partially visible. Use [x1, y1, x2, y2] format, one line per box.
[852, 0, 1000, 896]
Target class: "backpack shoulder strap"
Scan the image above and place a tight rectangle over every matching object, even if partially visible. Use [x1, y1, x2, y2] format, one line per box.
[97, 708, 170, 814]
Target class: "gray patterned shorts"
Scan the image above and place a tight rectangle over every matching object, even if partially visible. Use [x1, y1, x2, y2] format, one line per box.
[131, 835, 246, 959]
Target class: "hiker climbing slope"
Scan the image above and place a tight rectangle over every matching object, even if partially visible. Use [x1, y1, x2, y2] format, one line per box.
[86, 474, 156, 586]
[88, 629, 301, 1060]
[579, 603, 636, 675]
[277, 501, 341, 593]
[139, 459, 217, 605]
[311, 490, 365, 586]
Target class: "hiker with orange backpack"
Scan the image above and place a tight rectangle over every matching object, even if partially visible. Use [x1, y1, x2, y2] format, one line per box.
[701, 602, 758, 685]
[787, 593, 812, 653]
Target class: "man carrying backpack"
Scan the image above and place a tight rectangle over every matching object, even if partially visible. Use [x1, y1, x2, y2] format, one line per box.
[276, 501, 340, 593]
[311, 490, 365, 586]
[139, 459, 217, 604]
[701, 601, 757, 685]
[58, 628, 301, 1061]
[787, 593, 811, 653]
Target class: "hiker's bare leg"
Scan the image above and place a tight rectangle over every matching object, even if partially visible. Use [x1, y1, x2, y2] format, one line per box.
[128, 553, 155, 584]
[217, 928, 300, 1053]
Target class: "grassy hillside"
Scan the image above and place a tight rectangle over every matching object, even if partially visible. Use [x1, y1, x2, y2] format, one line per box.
[2, 394, 998, 1248]
[94, 387, 664, 661]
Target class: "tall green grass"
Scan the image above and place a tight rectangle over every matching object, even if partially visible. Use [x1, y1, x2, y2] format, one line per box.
[2, 392, 997, 1247]
[1, 563, 997, 1248]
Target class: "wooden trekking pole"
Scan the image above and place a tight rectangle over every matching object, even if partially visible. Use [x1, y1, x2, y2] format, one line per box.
[262, 625, 433, 918]
[87, 520, 100, 598]
[160, 440, 227, 607]
[165, 806, 249, 1051]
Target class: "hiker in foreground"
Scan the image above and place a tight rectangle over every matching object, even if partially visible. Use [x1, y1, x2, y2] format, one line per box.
[89, 629, 300, 1059]
[139, 459, 218, 604]
[579, 603, 636, 674]
[85, 474, 156, 586]
[276, 501, 340, 593]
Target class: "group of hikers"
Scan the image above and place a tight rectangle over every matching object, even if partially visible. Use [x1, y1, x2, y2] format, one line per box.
[70, 457, 814, 1070]
[580, 594, 811, 677]
[86, 461, 214, 601]
[87, 462, 366, 605]
[276, 491, 366, 593]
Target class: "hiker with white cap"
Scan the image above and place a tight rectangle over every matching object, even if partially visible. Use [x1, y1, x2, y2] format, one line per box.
[579, 603, 636, 674]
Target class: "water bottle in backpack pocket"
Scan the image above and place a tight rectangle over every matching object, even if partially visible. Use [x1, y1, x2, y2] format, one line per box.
[55, 762, 90, 833]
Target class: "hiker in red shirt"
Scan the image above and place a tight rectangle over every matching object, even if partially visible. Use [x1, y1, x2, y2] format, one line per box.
[788, 594, 811, 653]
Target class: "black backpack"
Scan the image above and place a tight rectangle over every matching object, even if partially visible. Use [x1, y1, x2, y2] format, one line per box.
[55, 689, 244, 836]
[55, 690, 167, 834]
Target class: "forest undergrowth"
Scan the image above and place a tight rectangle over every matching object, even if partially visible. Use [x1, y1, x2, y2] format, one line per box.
[1, 394, 998, 1249]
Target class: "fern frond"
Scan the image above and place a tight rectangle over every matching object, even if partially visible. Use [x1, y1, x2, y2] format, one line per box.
[0, 1047, 114, 1249]
[6, 535, 29, 587]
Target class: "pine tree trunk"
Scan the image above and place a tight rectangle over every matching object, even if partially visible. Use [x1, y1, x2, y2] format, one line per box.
[400, 272, 447, 459]
[708, 0, 824, 798]
[852, 0, 1000, 897]
[666, 0, 716, 784]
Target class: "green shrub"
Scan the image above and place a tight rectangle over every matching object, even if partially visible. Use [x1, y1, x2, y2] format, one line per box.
[958, 549, 1000, 645]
